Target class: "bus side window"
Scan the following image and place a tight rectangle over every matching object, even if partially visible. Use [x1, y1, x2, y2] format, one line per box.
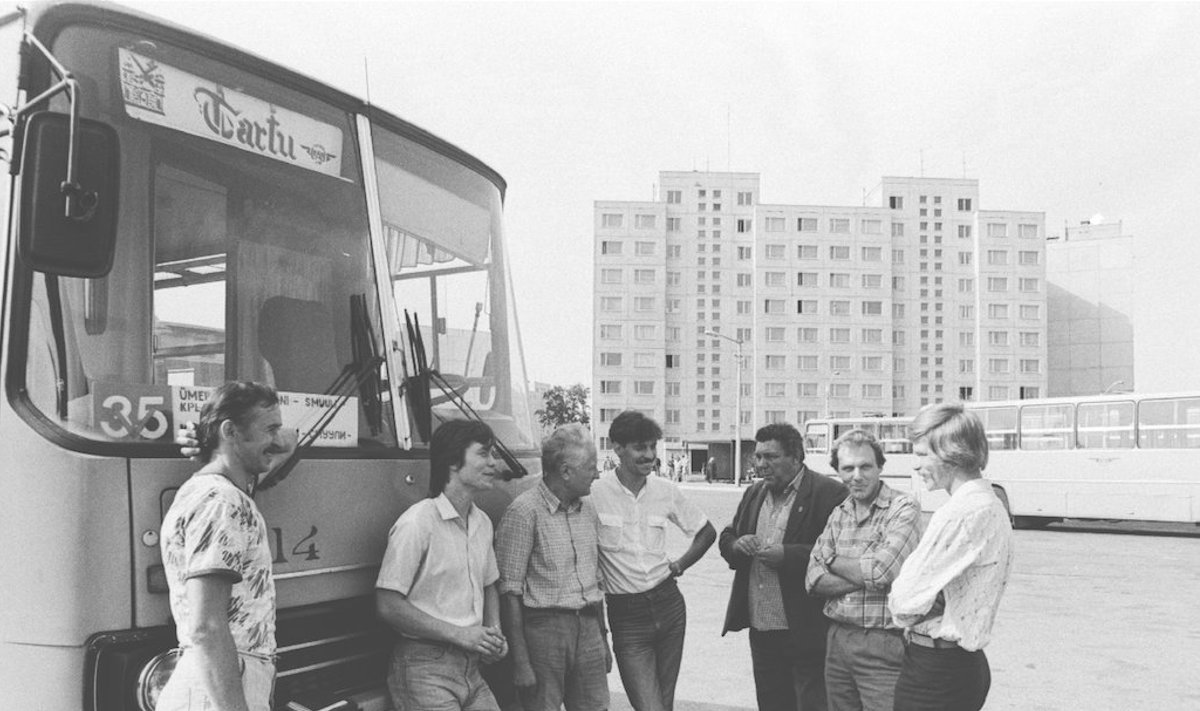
[1138, 398, 1200, 449]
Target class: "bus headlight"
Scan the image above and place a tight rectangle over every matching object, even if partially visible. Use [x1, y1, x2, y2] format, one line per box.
[135, 648, 181, 711]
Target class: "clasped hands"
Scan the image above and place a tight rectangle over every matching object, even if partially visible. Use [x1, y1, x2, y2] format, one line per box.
[458, 624, 508, 663]
[732, 534, 783, 568]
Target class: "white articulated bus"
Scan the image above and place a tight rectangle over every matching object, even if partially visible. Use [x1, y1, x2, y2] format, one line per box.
[803, 392, 1200, 528]
[0, 3, 539, 708]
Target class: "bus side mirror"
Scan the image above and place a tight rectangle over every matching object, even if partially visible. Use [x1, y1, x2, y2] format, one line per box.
[17, 111, 119, 278]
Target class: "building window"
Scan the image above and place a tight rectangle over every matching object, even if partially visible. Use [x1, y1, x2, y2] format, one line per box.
[893, 330, 906, 346]
[830, 273, 850, 288]
[798, 217, 818, 232]
[632, 241, 653, 257]
[601, 213, 623, 228]
[737, 273, 752, 287]
[737, 219, 752, 233]
[1020, 359, 1041, 374]
[764, 299, 786, 314]
[666, 190, 681, 204]
[601, 240, 623, 256]
[958, 252, 973, 266]
[959, 359, 974, 374]
[1019, 224, 1039, 239]
[861, 301, 883, 316]
[959, 332, 975, 347]
[987, 223, 1008, 238]
[798, 272, 818, 287]
[765, 217, 786, 232]
[862, 356, 884, 371]
[1020, 331, 1040, 347]
[892, 276, 905, 291]
[737, 191, 753, 205]
[889, 196, 904, 209]
[666, 271, 680, 286]
[957, 198, 972, 211]
[989, 358, 1010, 374]
[634, 325, 656, 340]
[958, 225, 972, 239]
[830, 300, 851, 316]
[861, 219, 882, 235]
[830, 218, 851, 233]
[600, 296, 623, 312]
[600, 380, 622, 394]
[635, 296, 656, 312]
[634, 269, 656, 285]
[829, 383, 851, 398]
[960, 305, 975, 319]
[600, 325, 622, 340]
[738, 246, 753, 260]
[1019, 250, 1040, 266]
[599, 408, 620, 423]
[830, 245, 850, 260]
[988, 304, 1009, 319]
[987, 277, 1008, 292]
[798, 244, 818, 259]
[765, 244, 786, 260]
[798, 327, 818, 343]
[765, 355, 786, 370]
[797, 355, 818, 370]
[665, 409, 680, 424]
[599, 352, 622, 367]
[862, 384, 884, 399]
[987, 250, 1008, 266]
[862, 274, 883, 289]
[893, 303, 906, 318]
[891, 223, 905, 237]
[765, 382, 787, 398]
[862, 246, 883, 262]
[737, 300, 752, 315]
[633, 381, 655, 395]
[764, 272, 786, 287]
[988, 386, 1010, 400]
[765, 327, 786, 342]
[830, 328, 851, 344]
[958, 278, 974, 293]
[1020, 305, 1041, 320]
[1020, 277, 1040, 293]
[666, 217, 681, 232]
[1019, 386, 1040, 399]
[796, 383, 818, 398]
[797, 300, 818, 315]
[666, 354, 680, 368]
[635, 215, 657, 229]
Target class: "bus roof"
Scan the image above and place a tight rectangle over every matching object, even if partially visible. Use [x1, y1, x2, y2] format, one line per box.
[28, 1, 509, 198]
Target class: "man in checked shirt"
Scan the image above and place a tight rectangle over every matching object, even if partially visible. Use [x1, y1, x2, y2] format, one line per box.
[804, 429, 922, 711]
[496, 424, 611, 711]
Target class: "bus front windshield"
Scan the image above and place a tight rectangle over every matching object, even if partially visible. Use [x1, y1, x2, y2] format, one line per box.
[19, 24, 396, 449]
[372, 127, 535, 450]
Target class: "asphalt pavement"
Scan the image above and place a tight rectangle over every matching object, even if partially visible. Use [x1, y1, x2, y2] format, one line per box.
[606, 479, 1200, 711]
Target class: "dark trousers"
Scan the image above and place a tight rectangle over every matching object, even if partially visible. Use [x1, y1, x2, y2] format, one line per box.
[606, 579, 687, 711]
[749, 628, 827, 711]
[892, 644, 990, 711]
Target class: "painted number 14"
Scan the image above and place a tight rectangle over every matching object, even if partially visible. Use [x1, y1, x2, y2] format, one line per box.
[270, 525, 320, 564]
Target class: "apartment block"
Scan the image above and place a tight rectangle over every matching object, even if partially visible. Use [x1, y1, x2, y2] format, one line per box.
[1046, 220, 1135, 396]
[593, 172, 1047, 470]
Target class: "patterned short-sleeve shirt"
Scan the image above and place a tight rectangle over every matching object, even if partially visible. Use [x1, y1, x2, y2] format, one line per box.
[161, 474, 276, 656]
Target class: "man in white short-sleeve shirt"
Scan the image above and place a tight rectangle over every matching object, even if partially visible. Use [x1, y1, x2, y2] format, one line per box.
[376, 420, 509, 711]
[590, 411, 716, 711]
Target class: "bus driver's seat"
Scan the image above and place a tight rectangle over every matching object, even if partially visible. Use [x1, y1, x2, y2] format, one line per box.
[258, 296, 340, 394]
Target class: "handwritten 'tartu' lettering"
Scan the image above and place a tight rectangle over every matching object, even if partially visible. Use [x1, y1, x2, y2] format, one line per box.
[194, 87, 296, 161]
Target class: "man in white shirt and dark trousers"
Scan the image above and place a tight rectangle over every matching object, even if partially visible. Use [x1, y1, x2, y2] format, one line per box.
[590, 411, 717, 711]
[888, 403, 1014, 711]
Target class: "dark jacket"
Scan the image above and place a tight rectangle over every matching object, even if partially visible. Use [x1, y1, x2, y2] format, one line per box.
[719, 466, 848, 653]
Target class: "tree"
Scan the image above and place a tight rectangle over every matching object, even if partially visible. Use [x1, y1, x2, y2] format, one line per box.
[536, 384, 590, 428]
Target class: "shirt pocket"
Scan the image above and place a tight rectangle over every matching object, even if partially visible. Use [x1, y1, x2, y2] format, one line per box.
[645, 515, 669, 553]
[598, 513, 624, 551]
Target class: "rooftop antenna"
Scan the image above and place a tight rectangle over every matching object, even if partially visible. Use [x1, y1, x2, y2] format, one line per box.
[363, 57, 372, 105]
[726, 104, 732, 171]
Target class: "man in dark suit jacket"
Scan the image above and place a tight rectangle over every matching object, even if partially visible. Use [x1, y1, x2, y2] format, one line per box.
[720, 423, 848, 711]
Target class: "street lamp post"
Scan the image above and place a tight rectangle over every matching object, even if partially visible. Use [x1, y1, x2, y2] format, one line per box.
[706, 330, 744, 485]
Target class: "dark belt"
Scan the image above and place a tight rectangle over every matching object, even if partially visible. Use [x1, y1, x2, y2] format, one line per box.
[605, 576, 678, 603]
[524, 603, 603, 618]
[906, 631, 959, 649]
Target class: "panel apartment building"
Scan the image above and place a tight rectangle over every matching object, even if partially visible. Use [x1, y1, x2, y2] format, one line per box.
[593, 171, 1046, 470]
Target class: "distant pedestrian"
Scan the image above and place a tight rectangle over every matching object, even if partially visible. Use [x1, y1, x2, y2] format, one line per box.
[888, 403, 1014, 711]
[719, 423, 848, 711]
[805, 429, 921, 711]
[496, 424, 610, 711]
[592, 411, 717, 711]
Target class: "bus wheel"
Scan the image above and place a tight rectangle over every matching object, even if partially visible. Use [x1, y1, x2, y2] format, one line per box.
[1013, 516, 1055, 530]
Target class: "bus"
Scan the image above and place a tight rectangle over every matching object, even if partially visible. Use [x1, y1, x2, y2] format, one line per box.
[0, 3, 540, 709]
[802, 392, 1200, 528]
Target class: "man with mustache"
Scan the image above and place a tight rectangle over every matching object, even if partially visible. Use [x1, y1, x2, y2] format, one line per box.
[719, 422, 848, 711]
[158, 381, 292, 711]
[804, 429, 921, 711]
[590, 410, 716, 711]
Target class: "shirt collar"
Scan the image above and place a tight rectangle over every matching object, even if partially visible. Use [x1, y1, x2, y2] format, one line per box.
[433, 492, 472, 521]
[837, 480, 896, 513]
[537, 481, 581, 513]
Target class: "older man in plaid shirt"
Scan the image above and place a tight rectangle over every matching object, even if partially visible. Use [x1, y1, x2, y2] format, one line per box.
[804, 429, 922, 711]
[496, 424, 611, 711]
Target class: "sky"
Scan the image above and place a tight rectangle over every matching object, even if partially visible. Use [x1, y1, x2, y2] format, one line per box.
[99, 2, 1200, 390]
